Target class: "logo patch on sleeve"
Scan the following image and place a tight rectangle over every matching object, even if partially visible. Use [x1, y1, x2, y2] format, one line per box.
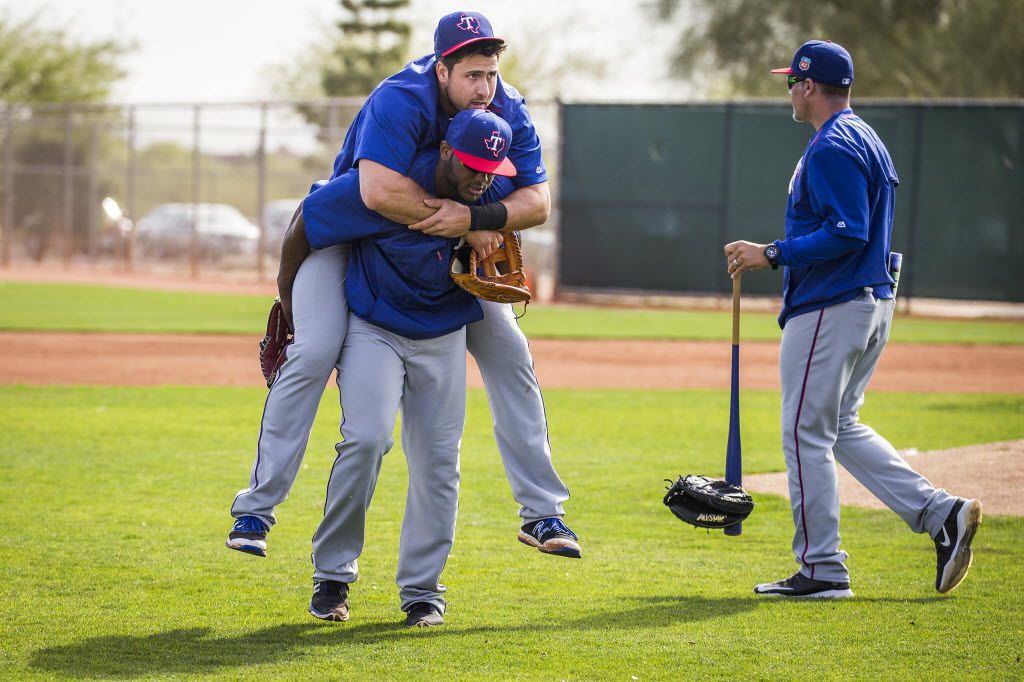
[836, 220, 847, 228]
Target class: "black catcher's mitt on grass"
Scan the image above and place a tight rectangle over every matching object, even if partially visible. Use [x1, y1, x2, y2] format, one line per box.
[663, 475, 754, 529]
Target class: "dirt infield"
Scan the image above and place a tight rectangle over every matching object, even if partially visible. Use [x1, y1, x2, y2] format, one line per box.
[2, 265, 1021, 516]
[3, 331, 1020, 515]
[1, 331, 1022, 393]
[745, 440, 1024, 517]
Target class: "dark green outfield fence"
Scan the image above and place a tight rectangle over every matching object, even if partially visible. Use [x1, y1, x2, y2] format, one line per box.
[557, 101, 1024, 301]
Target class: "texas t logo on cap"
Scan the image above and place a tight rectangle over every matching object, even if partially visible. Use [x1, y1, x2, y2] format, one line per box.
[446, 109, 517, 177]
[434, 10, 504, 57]
[483, 131, 505, 158]
[456, 14, 481, 34]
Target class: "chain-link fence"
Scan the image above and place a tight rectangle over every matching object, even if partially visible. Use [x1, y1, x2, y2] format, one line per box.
[0, 98, 561, 280]
[12, 98, 1017, 304]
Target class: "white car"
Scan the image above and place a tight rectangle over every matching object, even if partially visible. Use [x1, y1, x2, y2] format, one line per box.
[261, 199, 303, 254]
[135, 203, 261, 259]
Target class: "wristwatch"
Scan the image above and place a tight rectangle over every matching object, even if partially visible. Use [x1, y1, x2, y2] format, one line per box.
[764, 243, 780, 270]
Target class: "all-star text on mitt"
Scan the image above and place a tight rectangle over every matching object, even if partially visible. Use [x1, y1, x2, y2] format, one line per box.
[663, 475, 755, 529]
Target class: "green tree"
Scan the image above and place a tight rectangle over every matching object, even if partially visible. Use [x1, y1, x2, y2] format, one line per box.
[0, 11, 129, 259]
[0, 11, 127, 103]
[270, 1, 411, 147]
[654, 0, 1024, 98]
[321, 0, 412, 97]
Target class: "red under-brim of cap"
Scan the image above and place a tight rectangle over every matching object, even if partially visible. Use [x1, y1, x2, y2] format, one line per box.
[440, 36, 505, 57]
[770, 67, 795, 74]
[453, 148, 517, 177]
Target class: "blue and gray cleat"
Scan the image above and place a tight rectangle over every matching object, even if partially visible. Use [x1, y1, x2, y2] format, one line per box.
[225, 515, 269, 557]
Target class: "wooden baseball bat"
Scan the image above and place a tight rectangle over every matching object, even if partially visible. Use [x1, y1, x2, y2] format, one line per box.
[724, 275, 743, 536]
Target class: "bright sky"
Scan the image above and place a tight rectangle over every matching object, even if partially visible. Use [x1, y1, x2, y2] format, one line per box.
[7, 0, 685, 103]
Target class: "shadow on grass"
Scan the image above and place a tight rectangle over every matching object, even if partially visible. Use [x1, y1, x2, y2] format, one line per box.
[852, 596, 949, 604]
[29, 595, 754, 677]
[28, 622, 390, 679]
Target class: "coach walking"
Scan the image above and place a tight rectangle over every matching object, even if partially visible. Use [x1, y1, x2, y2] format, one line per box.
[724, 40, 982, 598]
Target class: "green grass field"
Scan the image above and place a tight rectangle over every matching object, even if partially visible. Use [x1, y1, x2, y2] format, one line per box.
[2, 385, 1022, 680]
[3, 281, 1023, 344]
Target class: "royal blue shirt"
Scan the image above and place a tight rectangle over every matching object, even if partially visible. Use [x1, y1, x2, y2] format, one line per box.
[303, 149, 515, 340]
[774, 108, 900, 328]
[330, 54, 547, 187]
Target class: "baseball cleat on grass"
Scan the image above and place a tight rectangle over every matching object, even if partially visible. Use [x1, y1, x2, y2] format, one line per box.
[935, 498, 983, 594]
[309, 580, 350, 622]
[518, 517, 582, 559]
[404, 602, 444, 627]
[754, 572, 854, 598]
[225, 515, 268, 557]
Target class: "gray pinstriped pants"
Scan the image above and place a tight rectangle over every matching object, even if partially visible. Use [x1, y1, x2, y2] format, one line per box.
[311, 315, 467, 613]
[231, 245, 350, 527]
[230, 246, 569, 528]
[779, 290, 956, 582]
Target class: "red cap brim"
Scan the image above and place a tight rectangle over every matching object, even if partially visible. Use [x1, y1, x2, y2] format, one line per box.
[770, 67, 795, 74]
[440, 36, 505, 57]
[453, 148, 517, 177]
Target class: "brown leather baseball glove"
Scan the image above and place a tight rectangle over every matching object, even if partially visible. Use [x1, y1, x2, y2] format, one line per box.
[259, 298, 293, 388]
[449, 232, 531, 304]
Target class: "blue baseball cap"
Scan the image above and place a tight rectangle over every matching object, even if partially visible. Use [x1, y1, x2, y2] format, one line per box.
[446, 109, 517, 177]
[434, 11, 504, 58]
[771, 40, 854, 87]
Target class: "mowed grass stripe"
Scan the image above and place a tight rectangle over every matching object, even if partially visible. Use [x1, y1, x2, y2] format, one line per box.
[1, 386, 1021, 679]
[0, 282, 269, 334]
[2, 281, 1023, 344]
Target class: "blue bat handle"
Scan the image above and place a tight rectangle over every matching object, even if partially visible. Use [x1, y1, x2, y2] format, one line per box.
[724, 343, 742, 535]
[725, 275, 743, 536]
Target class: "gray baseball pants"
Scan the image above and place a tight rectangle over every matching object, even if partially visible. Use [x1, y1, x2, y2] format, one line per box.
[311, 315, 466, 613]
[231, 244, 568, 527]
[231, 245, 350, 527]
[779, 289, 956, 583]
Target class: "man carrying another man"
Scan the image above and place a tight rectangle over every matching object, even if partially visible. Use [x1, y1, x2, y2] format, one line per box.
[293, 108, 518, 627]
[228, 11, 579, 563]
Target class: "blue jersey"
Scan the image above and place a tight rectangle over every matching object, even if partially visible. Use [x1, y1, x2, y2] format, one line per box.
[303, 149, 515, 340]
[775, 108, 900, 328]
[330, 54, 547, 188]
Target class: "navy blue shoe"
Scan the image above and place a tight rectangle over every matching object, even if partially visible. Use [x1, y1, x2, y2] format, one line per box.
[754, 572, 853, 598]
[935, 498, 983, 593]
[404, 602, 443, 627]
[309, 580, 350, 622]
[518, 518, 581, 559]
[225, 515, 268, 557]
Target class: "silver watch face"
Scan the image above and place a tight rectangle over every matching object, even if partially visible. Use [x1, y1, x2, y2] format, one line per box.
[765, 245, 779, 259]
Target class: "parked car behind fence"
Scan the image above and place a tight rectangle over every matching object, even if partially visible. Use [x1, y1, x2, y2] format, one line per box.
[135, 203, 261, 259]
[261, 199, 303, 255]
